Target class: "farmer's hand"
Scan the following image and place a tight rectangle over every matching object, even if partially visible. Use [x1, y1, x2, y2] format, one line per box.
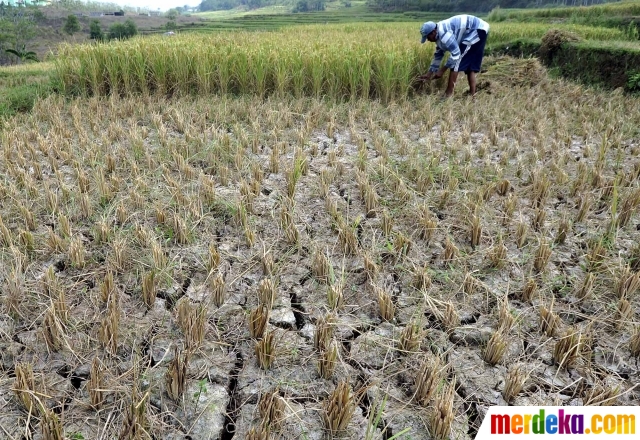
[417, 72, 433, 81]
[432, 71, 444, 80]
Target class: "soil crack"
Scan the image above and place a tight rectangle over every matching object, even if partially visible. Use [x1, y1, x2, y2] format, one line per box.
[289, 290, 307, 330]
[220, 349, 244, 440]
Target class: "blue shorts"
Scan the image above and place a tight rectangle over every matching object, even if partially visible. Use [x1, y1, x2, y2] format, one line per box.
[457, 30, 488, 74]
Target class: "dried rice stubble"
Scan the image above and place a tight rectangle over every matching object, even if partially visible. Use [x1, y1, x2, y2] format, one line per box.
[429, 379, 456, 440]
[502, 364, 529, 403]
[323, 380, 363, 437]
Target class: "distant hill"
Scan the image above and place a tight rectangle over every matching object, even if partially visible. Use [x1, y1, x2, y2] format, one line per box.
[197, 0, 627, 13]
[365, 0, 628, 13]
[0, 5, 206, 66]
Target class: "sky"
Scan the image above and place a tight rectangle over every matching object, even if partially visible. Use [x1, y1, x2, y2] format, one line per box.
[109, 0, 200, 11]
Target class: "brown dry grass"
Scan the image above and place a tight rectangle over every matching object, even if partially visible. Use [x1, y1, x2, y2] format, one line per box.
[0, 73, 639, 438]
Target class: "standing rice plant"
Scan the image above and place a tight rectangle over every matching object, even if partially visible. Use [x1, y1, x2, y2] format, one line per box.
[359, 54, 372, 99]
[119, 47, 134, 96]
[253, 49, 270, 99]
[346, 49, 363, 101]
[309, 51, 324, 99]
[374, 50, 396, 104]
[325, 51, 346, 100]
[290, 49, 306, 98]
[104, 47, 122, 96]
[233, 51, 252, 94]
[216, 46, 232, 95]
[131, 48, 148, 96]
[174, 48, 196, 96]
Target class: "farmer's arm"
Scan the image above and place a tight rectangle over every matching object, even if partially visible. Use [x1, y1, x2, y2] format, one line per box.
[429, 47, 445, 74]
[419, 47, 445, 80]
[440, 31, 461, 72]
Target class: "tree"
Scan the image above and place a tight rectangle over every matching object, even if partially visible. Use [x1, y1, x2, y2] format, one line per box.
[5, 44, 38, 62]
[89, 19, 104, 41]
[0, 6, 38, 66]
[292, 0, 325, 12]
[123, 19, 138, 37]
[166, 8, 178, 19]
[63, 14, 81, 35]
[108, 19, 137, 40]
[198, 0, 238, 11]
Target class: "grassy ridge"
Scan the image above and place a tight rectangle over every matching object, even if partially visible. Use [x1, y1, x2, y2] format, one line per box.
[0, 63, 52, 121]
[489, 0, 640, 21]
[187, 1, 455, 32]
[160, 8, 455, 32]
[54, 22, 628, 101]
[488, 0, 640, 38]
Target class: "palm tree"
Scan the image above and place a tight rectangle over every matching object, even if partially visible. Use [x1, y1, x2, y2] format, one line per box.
[6, 44, 38, 62]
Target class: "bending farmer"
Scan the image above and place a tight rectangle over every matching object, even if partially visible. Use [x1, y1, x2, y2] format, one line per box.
[418, 15, 490, 98]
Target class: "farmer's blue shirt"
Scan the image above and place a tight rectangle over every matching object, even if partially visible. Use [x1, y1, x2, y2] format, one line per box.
[429, 15, 490, 73]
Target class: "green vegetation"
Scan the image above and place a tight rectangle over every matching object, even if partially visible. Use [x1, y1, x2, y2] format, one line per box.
[485, 1, 640, 92]
[107, 18, 138, 40]
[365, 0, 621, 13]
[54, 24, 431, 100]
[47, 0, 137, 13]
[491, 37, 640, 91]
[5, 44, 39, 62]
[488, 1, 640, 22]
[487, 1, 640, 38]
[188, 5, 454, 32]
[0, 5, 42, 65]
[63, 14, 81, 35]
[629, 69, 640, 91]
[1, 0, 639, 121]
[199, 0, 268, 12]
[0, 62, 51, 120]
[292, 0, 327, 12]
[90, 20, 105, 41]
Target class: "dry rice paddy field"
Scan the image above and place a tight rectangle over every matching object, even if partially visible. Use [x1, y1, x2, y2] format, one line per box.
[1, 28, 640, 440]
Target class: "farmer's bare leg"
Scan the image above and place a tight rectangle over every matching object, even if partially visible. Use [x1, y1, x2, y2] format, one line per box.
[467, 71, 477, 97]
[445, 70, 458, 97]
